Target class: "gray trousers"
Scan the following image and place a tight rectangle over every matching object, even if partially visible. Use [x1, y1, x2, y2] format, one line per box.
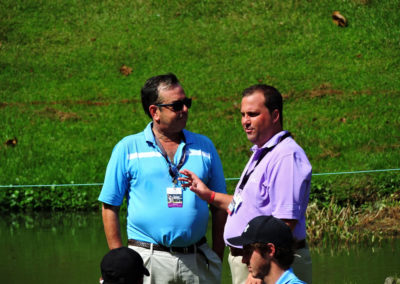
[129, 243, 222, 284]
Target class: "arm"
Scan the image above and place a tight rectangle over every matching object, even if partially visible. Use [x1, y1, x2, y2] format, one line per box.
[210, 204, 227, 261]
[281, 219, 298, 231]
[102, 203, 123, 249]
[179, 169, 233, 211]
[266, 149, 311, 241]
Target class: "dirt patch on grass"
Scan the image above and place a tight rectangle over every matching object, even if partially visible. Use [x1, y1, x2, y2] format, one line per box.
[360, 143, 400, 153]
[316, 148, 341, 159]
[309, 83, 343, 98]
[36, 107, 81, 122]
[1, 99, 140, 108]
[283, 83, 344, 100]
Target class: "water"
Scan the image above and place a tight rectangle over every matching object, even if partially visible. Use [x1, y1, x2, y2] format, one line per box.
[1, 212, 399, 283]
[311, 241, 399, 283]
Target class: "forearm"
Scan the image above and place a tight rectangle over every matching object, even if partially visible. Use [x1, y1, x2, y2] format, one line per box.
[210, 205, 227, 260]
[210, 192, 233, 212]
[179, 169, 233, 211]
[102, 203, 123, 249]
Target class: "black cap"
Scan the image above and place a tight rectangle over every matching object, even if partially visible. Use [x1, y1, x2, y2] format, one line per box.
[101, 247, 150, 284]
[227, 216, 293, 248]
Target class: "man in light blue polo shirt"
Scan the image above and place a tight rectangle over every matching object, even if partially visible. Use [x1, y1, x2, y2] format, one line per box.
[99, 73, 227, 284]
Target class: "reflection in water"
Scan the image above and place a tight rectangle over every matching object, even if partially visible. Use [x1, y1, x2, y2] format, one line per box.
[1, 211, 110, 284]
[1, 212, 399, 284]
[312, 240, 399, 283]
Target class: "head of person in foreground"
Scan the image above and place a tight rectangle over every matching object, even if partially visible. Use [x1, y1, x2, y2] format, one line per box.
[227, 215, 304, 284]
[100, 247, 150, 284]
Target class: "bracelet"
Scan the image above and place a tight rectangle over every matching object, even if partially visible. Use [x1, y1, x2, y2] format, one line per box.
[208, 191, 216, 203]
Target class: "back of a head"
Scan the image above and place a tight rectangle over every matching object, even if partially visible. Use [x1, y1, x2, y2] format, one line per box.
[141, 73, 179, 118]
[271, 242, 295, 270]
[101, 247, 149, 284]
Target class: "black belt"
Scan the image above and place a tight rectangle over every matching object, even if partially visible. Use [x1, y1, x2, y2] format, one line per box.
[128, 237, 207, 254]
[229, 239, 306, 256]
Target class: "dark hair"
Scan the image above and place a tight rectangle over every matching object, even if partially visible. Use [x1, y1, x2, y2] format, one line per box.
[252, 242, 295, 270]
[140, 73, 180, 118]
[242, 84, 283, 126]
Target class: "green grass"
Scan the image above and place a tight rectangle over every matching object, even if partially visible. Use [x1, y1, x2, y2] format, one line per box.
[1, 0, 399, 214]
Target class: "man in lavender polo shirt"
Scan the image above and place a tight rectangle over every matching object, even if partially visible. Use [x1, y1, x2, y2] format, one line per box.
[180, 84, 312, 284]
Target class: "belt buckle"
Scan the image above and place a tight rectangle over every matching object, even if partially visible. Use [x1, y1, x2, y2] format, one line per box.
[169, 246, 189, 254]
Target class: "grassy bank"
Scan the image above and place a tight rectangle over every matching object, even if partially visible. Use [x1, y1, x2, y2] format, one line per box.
[1, 0, 399, 243]
[307, 197, 400, 246]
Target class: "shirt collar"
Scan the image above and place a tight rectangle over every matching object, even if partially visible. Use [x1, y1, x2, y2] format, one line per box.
[144, 122, 156, 145]
[276, 268, 298, 284]
[251, 130, 289, 153]
[143, 122, 192, 146]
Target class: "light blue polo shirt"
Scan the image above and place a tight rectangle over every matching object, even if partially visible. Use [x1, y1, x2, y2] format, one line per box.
[99, 122, 226, 247]
[276, 268, 306, 284]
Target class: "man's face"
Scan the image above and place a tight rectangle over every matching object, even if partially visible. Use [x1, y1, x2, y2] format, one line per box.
[242, 245, 271, 280]
[156, 84, 189, 133]
[241, 91, 277, 147]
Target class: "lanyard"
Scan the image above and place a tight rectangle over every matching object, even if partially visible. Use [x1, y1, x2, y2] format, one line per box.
[238, 132, 291, 190]
[154, 134, 186, 184]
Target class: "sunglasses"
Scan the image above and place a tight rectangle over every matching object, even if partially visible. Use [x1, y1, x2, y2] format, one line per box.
[156, 97, 192, 112]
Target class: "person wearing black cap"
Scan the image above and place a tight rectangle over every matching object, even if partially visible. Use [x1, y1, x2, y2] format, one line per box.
[100, 247, 150, 284]
[227, 216, 305, 284]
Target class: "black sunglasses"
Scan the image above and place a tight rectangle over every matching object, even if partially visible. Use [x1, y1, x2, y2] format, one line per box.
[156, 97, 192, 112]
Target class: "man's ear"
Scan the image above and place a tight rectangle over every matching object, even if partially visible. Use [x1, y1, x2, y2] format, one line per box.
[267, 243, 276, 257]
[272, 109, 280, 124]
[149, 105, 159, 121]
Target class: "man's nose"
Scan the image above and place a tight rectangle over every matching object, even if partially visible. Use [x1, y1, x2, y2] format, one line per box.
[182, 104, 189, 112]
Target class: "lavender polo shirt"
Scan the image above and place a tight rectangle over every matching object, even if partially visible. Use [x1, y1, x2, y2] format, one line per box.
[224, 131, 312, 247]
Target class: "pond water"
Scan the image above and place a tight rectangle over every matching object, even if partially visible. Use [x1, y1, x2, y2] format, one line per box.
[1, 212, 398, 284]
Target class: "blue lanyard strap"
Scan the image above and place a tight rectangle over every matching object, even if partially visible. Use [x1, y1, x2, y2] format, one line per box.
[154, 134, 186, 184]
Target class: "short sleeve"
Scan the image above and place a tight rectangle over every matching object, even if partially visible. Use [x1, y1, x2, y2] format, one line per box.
[98, 142, 130, 206]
